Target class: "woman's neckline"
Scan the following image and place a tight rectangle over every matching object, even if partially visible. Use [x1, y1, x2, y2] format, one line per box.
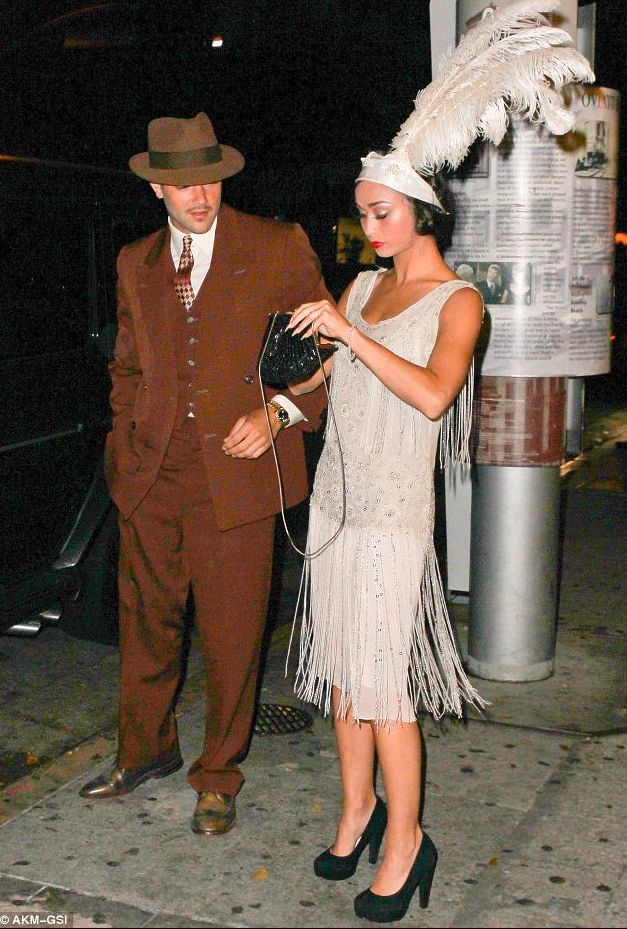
[359, 269, 457, 328]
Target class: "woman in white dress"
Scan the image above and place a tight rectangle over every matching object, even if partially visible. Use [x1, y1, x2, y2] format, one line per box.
[282, 3, 593, 916]
[287, 162, 484, 922]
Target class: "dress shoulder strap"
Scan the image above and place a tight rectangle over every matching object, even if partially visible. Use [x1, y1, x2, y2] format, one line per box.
[346, 270, 382, 323]
[430, 279, 482, 318]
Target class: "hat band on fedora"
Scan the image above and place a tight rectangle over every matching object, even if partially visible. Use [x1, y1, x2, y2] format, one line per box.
[149, 144, 222, 170]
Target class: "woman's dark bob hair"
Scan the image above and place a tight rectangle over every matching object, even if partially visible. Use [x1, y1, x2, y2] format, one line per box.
[406, 174, 454, 250]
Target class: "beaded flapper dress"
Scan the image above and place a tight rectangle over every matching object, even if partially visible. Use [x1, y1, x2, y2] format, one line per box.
[292, 270, 486, 725]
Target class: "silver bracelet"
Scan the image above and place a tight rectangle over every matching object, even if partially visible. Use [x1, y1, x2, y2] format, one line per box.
[347, 325, 357, 362]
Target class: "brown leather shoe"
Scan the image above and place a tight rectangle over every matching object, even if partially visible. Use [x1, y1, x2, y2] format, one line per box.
[191, 791, 236, 836]
[79, 753, 183, 799]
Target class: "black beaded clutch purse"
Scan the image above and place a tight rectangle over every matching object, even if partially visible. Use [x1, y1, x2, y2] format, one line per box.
[258, 312, 335, 387]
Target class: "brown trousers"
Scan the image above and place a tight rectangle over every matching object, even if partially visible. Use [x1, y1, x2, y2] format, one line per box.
[116, 432, 275, 796]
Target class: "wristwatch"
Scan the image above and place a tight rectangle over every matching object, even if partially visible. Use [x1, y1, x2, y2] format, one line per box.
[267, 399, 290, 428]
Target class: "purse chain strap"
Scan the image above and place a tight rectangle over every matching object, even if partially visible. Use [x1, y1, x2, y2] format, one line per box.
[258, 313, 346, 559]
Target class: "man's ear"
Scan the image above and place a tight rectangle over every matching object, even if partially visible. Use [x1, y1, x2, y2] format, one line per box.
[150, 183, 164, 200]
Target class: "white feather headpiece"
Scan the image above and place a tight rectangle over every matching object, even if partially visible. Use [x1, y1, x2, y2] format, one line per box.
[356, 0, 594, 206]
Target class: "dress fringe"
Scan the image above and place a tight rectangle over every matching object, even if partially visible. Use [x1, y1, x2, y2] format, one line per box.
[439, 360, 474, 470]
[407, 542, 488, 720]
[288, 508, 488, 726]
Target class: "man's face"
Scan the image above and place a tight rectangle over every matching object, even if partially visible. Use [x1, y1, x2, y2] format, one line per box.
[486, 265, 499, 284]
[150, 182, 222, 234]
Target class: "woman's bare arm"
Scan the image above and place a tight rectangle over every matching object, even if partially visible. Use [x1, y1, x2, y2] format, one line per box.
[289, 286, 483, 420]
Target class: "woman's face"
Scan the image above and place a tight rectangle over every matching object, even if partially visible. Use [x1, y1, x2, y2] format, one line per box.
[355, 181, 417, 258]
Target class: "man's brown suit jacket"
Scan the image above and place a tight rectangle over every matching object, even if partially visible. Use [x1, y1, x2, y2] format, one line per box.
[105, 203, 330, 529]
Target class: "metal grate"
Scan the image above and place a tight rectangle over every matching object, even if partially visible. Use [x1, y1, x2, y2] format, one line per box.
[254, 702, 313, 735]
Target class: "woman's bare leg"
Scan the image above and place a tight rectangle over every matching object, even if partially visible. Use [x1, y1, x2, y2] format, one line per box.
[330, 685, 378, 855]
[370, 720, 423, 894]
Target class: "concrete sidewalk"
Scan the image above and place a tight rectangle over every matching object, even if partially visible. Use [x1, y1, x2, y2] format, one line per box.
[0, 477, 624, 926]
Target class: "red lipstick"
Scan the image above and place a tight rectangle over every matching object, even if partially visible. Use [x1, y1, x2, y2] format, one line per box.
[371, 241, 384, 249]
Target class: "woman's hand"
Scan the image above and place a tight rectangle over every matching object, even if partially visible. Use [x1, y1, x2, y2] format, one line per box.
[287, 300, 352, 344]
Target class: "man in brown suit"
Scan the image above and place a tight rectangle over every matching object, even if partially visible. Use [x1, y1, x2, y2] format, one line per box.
[79, 113, 328, 835]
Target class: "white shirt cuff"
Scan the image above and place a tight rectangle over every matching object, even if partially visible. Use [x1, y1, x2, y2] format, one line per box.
[273, 394, 307, 426]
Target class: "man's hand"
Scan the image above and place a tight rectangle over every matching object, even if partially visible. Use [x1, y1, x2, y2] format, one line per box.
[222, 407, 281, 459]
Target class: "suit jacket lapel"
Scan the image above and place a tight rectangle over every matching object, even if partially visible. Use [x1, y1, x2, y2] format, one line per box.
[196, 205, 245, 329]
[135, 227, 178, 378]
[195, 205, 259, 362]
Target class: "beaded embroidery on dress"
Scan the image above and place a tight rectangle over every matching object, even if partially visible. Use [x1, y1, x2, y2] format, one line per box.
[292, 270, 487, 725]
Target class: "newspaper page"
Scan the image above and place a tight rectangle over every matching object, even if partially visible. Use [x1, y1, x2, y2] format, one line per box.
[446, 87, 619, 377]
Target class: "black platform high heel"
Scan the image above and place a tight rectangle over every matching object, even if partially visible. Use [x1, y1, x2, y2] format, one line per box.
[353, 831, 438, 922]
[314, 796, 387, 881]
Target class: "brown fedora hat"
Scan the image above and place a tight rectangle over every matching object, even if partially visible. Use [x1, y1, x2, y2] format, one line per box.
[129, 112, 244, 185]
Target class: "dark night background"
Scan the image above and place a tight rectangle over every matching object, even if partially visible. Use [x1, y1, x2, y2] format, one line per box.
[0, 0, 625, 311]
[0, 1, 623, 209]
[0, 1, 433, 219]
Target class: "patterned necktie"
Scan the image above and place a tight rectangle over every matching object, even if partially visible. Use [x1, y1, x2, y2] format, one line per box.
[174, 235, 195, 310]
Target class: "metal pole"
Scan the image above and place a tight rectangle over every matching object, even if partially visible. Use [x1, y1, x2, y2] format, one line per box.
[467, 376, 566, 681]
[467, 465, 560, 680]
